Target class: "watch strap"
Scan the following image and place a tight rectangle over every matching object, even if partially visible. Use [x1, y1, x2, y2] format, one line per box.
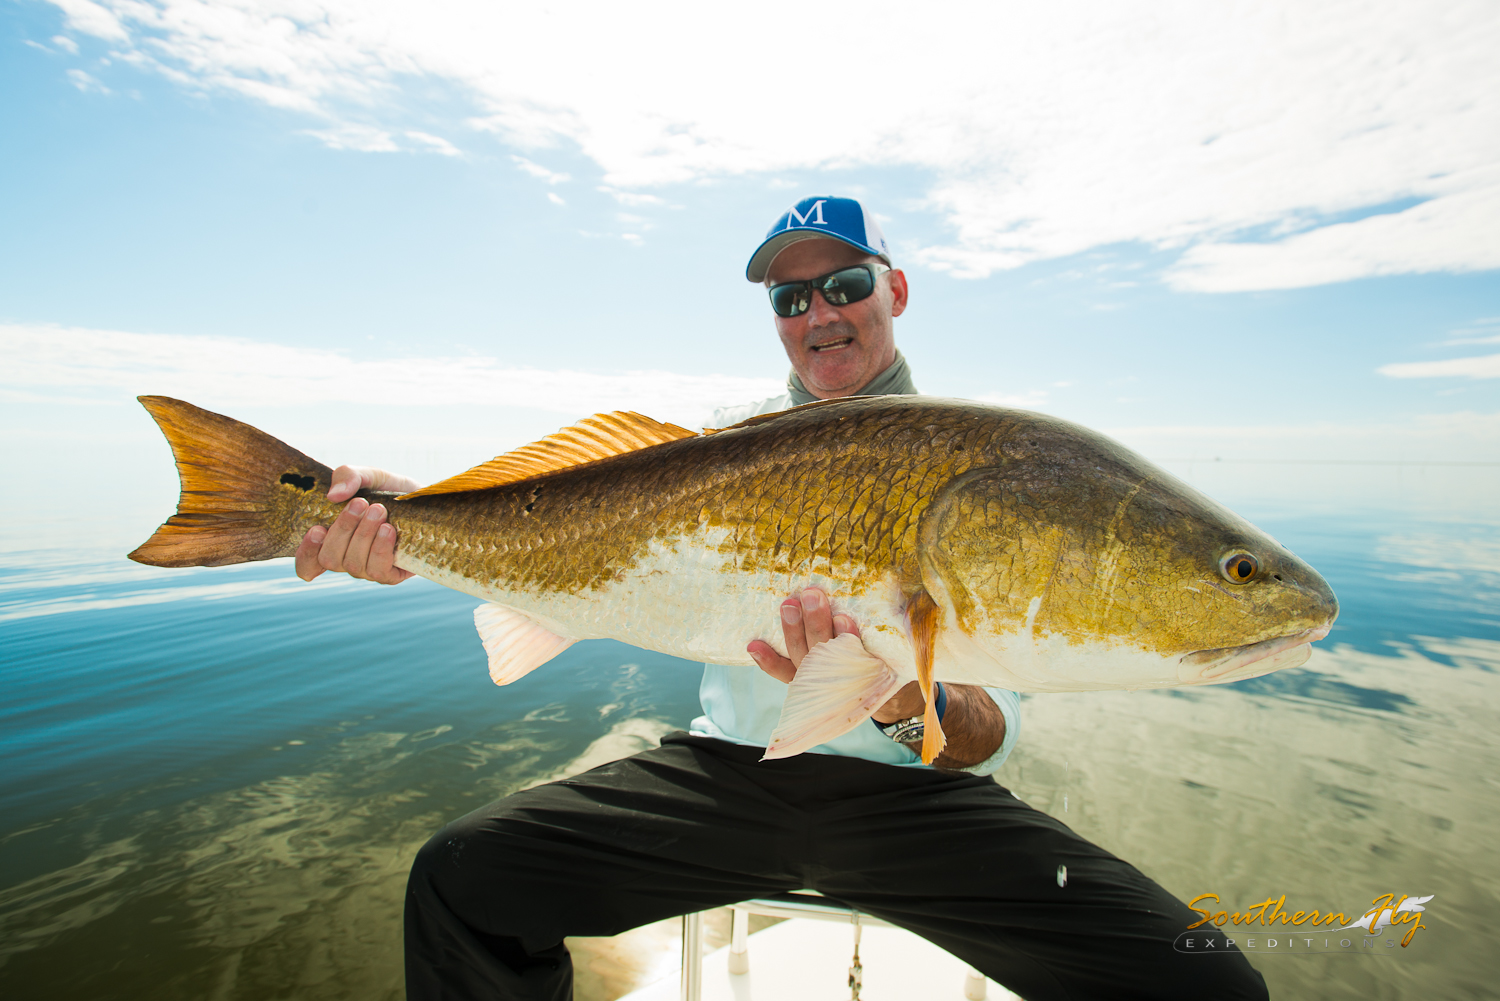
[872, 682, 947, 742]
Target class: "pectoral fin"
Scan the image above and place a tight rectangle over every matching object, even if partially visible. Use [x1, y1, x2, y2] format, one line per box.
[473, 603, 577, 685]
[907, 589, 947, 764]
[763, 634, 902, 760]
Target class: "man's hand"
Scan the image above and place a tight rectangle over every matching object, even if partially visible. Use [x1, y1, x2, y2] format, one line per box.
[746, 586, 924, 723]
[747, 586, 1006, 768]
[294, 465, 421, 585]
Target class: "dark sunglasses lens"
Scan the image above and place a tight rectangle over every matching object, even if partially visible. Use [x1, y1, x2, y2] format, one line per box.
[769, 284, 810, 317]
[819, 267, 875, 306]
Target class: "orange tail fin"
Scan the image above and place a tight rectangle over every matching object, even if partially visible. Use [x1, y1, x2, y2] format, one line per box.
[129, 396, 334, 568]
[907, 589, 948, 764]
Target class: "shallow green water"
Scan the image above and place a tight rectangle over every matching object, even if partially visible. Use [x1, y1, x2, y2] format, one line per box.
[2, 461, 1496, 1000]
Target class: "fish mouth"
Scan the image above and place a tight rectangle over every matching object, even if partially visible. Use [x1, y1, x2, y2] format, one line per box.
[1178, 626, 1331, 685]
[810, 336, 854, 352]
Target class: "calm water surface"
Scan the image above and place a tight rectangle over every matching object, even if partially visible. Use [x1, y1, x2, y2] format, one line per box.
[1, 462, 1496, 1000]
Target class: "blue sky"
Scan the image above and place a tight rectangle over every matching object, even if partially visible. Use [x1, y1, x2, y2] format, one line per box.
[2, 0, 1498, 542]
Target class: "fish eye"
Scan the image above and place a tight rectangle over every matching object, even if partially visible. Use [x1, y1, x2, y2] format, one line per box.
[1220, 551, 1259, 584]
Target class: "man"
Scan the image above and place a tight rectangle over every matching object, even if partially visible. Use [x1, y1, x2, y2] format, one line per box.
[297, 197, 1267, 1000]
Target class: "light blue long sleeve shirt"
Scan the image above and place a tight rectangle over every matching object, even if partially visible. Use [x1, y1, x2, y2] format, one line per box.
[685, 394, 1022, 776]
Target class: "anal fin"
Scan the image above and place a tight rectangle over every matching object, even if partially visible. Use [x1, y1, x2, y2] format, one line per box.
[473, 603, 577, 685]
[908, 590, 947, 764]
[763, 634, 902, 760]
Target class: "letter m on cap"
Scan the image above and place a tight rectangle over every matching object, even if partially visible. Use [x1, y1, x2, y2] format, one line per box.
[786, 199, 828, 228]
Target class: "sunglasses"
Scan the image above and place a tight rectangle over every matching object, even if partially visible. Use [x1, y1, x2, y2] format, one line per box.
[767, 263, 891, 318]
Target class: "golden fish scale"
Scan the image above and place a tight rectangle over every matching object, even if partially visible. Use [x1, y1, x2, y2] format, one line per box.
[379, 400, 1000, 600]
[299, 396, 1328, 659]
[921, 416, 1332, 655]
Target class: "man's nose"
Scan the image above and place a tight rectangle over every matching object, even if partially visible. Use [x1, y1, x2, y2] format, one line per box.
[804, 288, 842, 327]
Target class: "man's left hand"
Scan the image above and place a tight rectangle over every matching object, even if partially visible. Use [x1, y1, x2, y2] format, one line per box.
[746, 586, 925, 723]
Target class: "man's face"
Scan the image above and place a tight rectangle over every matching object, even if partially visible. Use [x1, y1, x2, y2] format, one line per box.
[765, 239, 908, 400]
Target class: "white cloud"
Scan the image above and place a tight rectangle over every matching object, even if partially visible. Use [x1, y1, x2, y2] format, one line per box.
[405, 130, 460, 157]
[1106, 410, 1500, 464]
[1166, 182, 1500, 291]
[43, 0, 1500, 291]
[1446, 318, 1500, 345]
[511, 156, 569, 185]
[1379, 354, 1500, 379]
[65, 67, 109, 93]
[51, 0, 128, 42]
[977, 390, 1049, 409]
[546, 192, 565, 206]
[52, 34, 80, 54]
[599, 187, 665, 207]
[0, 323, 781, 430]
[301, 126, 459, 156]
[302, 124, 399, 153]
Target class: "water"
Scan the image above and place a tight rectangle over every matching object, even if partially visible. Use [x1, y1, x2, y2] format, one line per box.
[1, 461, 1497, 1000]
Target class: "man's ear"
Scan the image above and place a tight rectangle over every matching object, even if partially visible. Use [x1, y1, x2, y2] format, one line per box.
[887, 268, 909, 317]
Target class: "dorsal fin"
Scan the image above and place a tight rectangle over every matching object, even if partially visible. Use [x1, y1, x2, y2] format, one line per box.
[400, 411, 698, 498]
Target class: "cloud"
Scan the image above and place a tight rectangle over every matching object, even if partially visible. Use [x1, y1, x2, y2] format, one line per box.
[1379, 354, 1500, 379]
[1104, 409, 1500, 464]
[302, 124, 400, 153]
[547, 192, 565, 206]
[51, 34, 80, 53]
[1445, 318, 1500, 345]
[405, 130, 460, 157]
[512, 156, 569, 185]
[977, 390, 1049, 409]
[0, 323, 782, 430]
[42, 1, 1500, 291]
[65, 68, 109, 93]
[599, 187, 665, 207]
[300, 126, 459, 156]
[1166, 183, 1500, 292]
[51, 0, 127, 41]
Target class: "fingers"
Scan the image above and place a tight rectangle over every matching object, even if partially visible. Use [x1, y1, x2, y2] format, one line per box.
[365, 521, 415, 585]
[295, 525, 328, 581]
[329, 465, 424, 502]
[298, 501, 409, 584]
[754, 587, 863, 683]
[317, 496, 367, 573]
[340, 502, 387, 577]
[748, 640, 796, 684]
[798, 588, 835, 649]
[776, 587, 848, 670]
[365, 468, 425, 495]
[780, 598, 810, 666]
[327, 465, 365, 503]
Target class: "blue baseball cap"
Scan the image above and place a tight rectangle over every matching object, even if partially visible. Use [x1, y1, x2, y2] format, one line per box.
[745, 195, 892, 283]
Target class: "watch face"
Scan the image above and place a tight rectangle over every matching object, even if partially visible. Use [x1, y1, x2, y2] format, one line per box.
[886, 717, 926, 743]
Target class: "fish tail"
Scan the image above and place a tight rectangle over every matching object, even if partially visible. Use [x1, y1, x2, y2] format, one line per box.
[128, 396, 335, 568]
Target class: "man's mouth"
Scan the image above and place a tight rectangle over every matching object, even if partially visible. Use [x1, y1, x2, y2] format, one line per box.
[810, 337, 854, 353]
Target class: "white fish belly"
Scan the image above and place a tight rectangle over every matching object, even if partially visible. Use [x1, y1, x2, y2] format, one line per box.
[397, 526, 923, 675]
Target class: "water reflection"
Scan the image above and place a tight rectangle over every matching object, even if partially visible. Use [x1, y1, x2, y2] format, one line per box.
[1, 464, 1497, 1000]
[1003, 634, 1500, 999]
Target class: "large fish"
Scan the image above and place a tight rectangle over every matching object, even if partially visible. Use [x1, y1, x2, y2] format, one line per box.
[129, 395, 1338, 763]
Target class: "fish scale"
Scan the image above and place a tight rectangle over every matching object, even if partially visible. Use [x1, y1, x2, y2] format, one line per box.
[129, 394, 1338, 762]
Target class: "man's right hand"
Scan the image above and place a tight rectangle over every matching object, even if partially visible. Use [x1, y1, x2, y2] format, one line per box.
[294, 465, 422, 585]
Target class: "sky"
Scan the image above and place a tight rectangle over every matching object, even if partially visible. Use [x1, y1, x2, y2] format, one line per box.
[2, 0, 1498, 544]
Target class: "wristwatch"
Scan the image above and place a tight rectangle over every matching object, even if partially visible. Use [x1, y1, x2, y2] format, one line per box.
[872, 682, 946, 744]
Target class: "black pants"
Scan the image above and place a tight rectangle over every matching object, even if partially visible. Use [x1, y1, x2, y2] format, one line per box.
[405, 732, 1265, 1001]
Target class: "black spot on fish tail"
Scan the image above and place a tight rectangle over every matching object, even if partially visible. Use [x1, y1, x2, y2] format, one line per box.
[280, 473, 316, 491]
